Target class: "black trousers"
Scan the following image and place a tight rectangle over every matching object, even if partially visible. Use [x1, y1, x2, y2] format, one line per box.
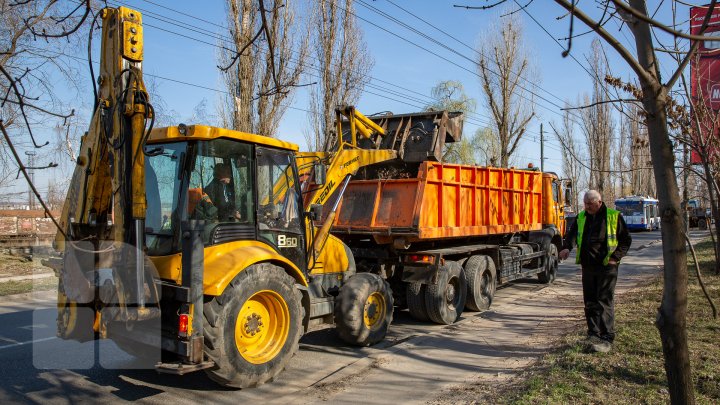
[581, 263, 618, 342]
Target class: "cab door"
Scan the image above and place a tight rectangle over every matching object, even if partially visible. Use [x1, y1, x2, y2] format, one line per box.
[551, 178, 565, 234]
[256, 147, 306, 270]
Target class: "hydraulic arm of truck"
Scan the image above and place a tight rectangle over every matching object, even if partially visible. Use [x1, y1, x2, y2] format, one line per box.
[53, 7, 157, 334]
[296, 107, 397, 255]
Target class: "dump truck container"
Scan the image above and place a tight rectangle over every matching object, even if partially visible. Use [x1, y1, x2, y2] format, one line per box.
[333, 161, 543, 244]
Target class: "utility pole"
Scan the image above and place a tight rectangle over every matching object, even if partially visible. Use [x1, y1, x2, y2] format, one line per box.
[24, 151, 36, 210]
[540, 123, 545, 172]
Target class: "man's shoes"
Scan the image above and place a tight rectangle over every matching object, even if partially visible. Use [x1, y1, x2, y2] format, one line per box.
[590, 339, 612, 353]
[582, 335, 612, 353]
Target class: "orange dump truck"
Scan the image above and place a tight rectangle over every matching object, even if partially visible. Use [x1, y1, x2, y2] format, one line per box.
[326, 111, 571, 325]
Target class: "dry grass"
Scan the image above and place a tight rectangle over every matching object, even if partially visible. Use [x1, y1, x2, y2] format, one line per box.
[0, 252, 50, 277]
[0, 250, 55, 296]
[0, 276, 57, 296]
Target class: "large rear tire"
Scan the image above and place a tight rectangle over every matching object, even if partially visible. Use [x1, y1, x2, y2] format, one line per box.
[464, 255, 496, 311]
[425, 261, 467, 325]
[57, 287, 95, 342]
[203, 263, 303, 388]
[406, 282, 429, 321]
[538, 244, 558, 284]
[335, 273, 394, 346]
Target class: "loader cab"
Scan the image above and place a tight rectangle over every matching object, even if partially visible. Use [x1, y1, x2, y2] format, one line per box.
[143, 126, 306, 271]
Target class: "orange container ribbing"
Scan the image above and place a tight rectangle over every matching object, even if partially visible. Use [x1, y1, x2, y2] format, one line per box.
[333, 161, 543, 243]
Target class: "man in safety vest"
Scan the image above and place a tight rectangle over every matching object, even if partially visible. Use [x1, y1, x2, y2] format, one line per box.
[559, 190, 632, 353]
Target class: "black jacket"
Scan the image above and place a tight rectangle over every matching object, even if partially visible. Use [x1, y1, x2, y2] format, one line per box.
[204, 179, 236, 221]
[562, 202, 632, 266]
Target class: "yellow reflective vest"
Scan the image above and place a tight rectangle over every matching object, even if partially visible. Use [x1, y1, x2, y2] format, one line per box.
[575, 208, 620, 265]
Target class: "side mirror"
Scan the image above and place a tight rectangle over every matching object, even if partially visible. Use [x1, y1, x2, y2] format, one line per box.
[314, 162, 327, 186]
[564, 186, 573, 207]
[308, 204, 323, 221]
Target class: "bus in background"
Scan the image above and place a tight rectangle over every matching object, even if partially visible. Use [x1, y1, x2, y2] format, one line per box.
[614, 196, 660, 231]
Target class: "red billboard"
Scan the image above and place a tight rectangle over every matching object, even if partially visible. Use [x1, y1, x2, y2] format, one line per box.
[690, 5, 720, 164]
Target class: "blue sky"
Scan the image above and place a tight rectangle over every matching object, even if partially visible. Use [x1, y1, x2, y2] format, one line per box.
[10, 0, 693, 199]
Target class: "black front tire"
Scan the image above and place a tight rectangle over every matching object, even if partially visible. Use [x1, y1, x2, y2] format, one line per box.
[203, 263, 303, 388]
[425, 261, 467, 325]
[335, 273, 394, 346]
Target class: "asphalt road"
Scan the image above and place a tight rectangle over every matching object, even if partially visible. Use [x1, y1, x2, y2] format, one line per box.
[0, 230, 668, 404]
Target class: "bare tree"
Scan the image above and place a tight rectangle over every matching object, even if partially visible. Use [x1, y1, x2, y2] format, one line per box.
[579, 39, 615, 198]
[306, 0, 373, 151]
[552, 107, 587, 213]
[0, 0, 94, 220]
[627, 105, 655, 196]
[45, 179, 66, 211]
[219, 0, 309, 137]
[145, 77, 180, 128]
[425, 80, 478, 164]
[0, 0, 91, 193]
[615, 107, 631, 197]
[476, 13, 535, 168]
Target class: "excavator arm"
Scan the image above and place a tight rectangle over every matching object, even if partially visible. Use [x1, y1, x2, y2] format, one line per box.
[53, 7, 156, 340]
[297, 107, 398, 258]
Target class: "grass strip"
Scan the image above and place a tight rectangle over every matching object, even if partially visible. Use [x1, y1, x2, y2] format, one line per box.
[508, 238, 720, 404]
[0, 276, 57, 296]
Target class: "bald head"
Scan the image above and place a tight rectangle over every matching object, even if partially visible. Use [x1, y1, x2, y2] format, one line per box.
[584, 190, 602, 215]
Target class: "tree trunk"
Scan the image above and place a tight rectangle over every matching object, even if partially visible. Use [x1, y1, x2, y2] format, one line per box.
[645, 95, 694, 405]
[628, 1, 694, 403]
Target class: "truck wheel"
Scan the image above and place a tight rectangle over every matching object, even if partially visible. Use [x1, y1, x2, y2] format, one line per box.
[335, 273, 394, 346]
[464, 255, 496, 311]
[538, 244, 558, 284]
[425, 261, 467, 325]
[406, 282, 429, 321]
[203, 263, 303, 388]
[699, 218, 708, 230]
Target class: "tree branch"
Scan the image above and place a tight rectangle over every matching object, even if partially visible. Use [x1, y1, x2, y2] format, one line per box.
[0, 120, 66, 239]
[552, 0, 654, 85]
[612, 0, 720, 41]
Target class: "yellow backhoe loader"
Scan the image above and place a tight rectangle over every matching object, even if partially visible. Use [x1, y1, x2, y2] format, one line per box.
[48, 6, 401, 388]
[48, 6, 464, 387]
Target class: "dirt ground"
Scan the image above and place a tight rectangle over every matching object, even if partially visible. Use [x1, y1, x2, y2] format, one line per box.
[424, 282, 589, 404]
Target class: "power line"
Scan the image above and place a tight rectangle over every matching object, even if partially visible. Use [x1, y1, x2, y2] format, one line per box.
[129, 0, 227, 30]
[345, 1, 578, 123]
[379, 0, 572, 110]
